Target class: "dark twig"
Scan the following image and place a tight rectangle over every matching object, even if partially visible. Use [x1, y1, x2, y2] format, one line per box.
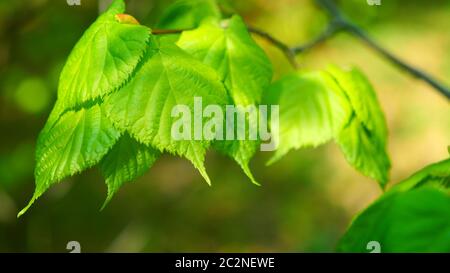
[346, 24, 450, 99]
[151, 0, 450, 99]
[292, 21, 343, 54]
[246, 27, 299, 68]
[151, 29, 187, 35]
[315, 0, 450, 99]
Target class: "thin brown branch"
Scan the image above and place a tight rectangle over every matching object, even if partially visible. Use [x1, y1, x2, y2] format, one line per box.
[292, 21, 343, 54]
[247, 27, 299, 68]
[151, 0, 450, 99]
[315, 0, 450, 99]
[151, 29, 186, 35]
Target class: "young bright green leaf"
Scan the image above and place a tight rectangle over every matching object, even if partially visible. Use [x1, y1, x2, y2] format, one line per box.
[264, 71, 351, 165]
[337, 186, 450, 252]
[19, 104, 121, 217]
[100, 134, 160, 208]
[327, 66, 388, 146]
[156, 0, 221, 30]
[264, 66, 390, 186]
[48, 0, 150, 127]
[327, 66, 390, 187]
[336, 116, 390, 186]
[104, 37, 228, 185]
[177, 15, 273, 183]
[389, 158, 450, 192]
[177, 15, 273, 106]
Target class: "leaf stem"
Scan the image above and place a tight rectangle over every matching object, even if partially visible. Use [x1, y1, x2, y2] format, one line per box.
[151, 29, 188, 35]
[246, 27, 299, 68]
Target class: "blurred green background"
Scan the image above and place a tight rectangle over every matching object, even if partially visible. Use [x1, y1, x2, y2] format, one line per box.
[0, 0, 449, 252]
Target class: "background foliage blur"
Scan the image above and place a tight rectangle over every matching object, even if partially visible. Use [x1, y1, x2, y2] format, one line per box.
[0, 0, 449, 252]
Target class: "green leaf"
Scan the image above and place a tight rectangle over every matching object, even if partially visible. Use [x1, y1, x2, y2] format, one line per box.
[336, 115, 390, 186]
[156, 0, 221, 29]
[263, 66, 390, 186]
[19, 104, 121, 216]
[327, 66, 388, 146]
[327, 66, 390, 186]
[100, 134, 160, 208]
[337, 186, 450, 252]
[48, 0, 150, 127]
[339, 159, 450, 252]
[264, 71, 351, 165]
[177, 15, 273, 183]
[104, 37, 228, 185]
[178, 15, 272, 106]
[389, 158, 450, 192]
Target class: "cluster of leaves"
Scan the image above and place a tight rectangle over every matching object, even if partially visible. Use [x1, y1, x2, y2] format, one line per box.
[17, 0, 450, 253]
[21, 0, 390, 216]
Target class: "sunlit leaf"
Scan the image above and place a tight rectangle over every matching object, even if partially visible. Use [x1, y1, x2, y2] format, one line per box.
[47, 0, 150, 127]
[264, 71, 351, 165]
[178, 15, 272, 106]
[327, 66, 390, 186]
[156, 0, 221, 29]
[178, 15, 272, 183]
[19, 104, 121, 216]
[104, 37, 228, 184]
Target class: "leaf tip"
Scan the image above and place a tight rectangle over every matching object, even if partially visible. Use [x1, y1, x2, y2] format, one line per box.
[17, 196, 37, 218]
[100, 197, 112, 212]
[379, 177, 389, 191]
[241, 165, 261, 186]
[266, 156, 279, 166]
[192, 162, 212, 186]
[100, 181, 118, 211]
[204, 176, 212, 186]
